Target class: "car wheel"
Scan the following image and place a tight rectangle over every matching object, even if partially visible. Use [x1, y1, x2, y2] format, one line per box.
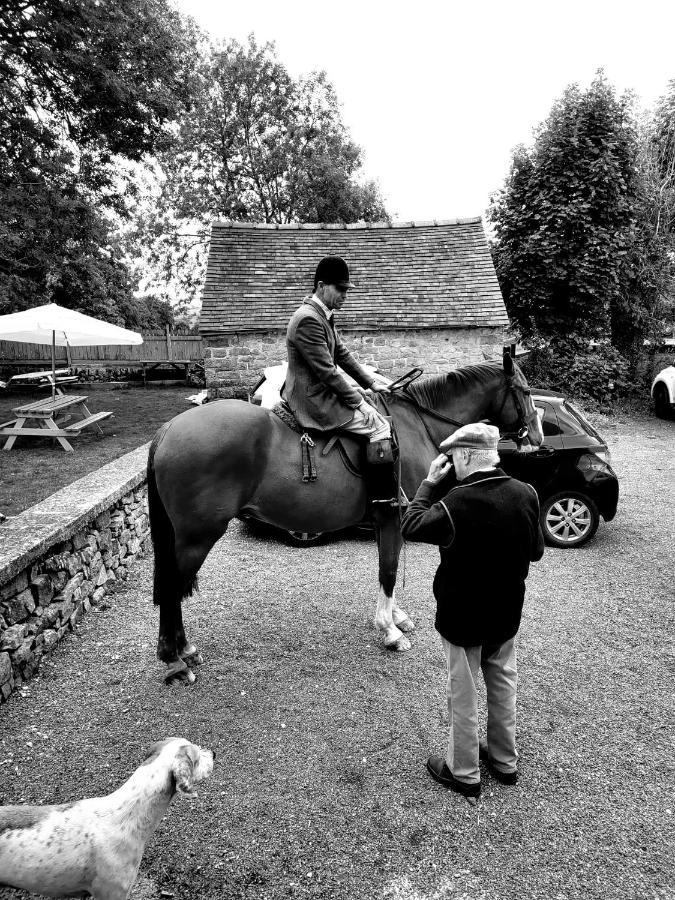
[540, 491, 600, 548]
[653, 383, 672, 419]
[285, 530, 324, 547]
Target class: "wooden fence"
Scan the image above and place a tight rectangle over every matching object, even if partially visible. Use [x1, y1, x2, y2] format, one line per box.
[0, 328, 203, 367]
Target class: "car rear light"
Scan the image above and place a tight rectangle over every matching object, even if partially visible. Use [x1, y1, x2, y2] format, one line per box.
[593, 448, 612, 464]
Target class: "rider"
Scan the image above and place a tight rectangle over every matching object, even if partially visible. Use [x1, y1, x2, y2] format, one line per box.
[281, 255, 398, 504]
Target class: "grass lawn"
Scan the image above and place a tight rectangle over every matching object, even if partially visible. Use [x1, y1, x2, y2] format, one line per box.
[0, 384, 197, 517]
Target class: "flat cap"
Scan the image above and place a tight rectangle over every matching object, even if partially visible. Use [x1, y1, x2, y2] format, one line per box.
[440, 422, 500, 452]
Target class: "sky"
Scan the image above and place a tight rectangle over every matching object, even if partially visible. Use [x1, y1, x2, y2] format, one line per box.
[172, 0, 675, 223]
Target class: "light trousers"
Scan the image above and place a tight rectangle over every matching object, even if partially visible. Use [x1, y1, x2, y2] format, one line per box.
[441, 636, 518, 785]
[341, 403, 391, 442]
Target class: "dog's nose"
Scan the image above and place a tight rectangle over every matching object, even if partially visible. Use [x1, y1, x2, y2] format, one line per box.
[210, 749, 216, 761]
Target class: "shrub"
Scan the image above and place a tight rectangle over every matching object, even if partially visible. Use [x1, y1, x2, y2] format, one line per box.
[520, 337, 633, 406]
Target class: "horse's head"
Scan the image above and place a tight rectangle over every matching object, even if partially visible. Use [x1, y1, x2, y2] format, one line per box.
[494, 350, 543, 449]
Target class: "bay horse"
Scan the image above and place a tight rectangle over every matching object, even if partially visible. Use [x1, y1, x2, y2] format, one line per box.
[147, 352, 543, 683]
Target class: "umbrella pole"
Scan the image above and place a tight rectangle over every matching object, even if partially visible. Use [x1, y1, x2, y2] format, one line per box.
[51, 330, 56, 399]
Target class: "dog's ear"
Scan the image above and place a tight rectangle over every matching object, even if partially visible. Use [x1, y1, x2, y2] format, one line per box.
[172, 745, 198, 797]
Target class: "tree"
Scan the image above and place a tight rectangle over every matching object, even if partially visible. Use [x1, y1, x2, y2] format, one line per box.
[0, 0, 201, 319]
[611, 95, 675, 361]
[488, 73, 642, 344]
[0, 0, 200, 159]
[124, 36, 388, 310]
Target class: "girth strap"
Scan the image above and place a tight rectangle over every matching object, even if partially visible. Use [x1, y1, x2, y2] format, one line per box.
[300, 432, 317, 482]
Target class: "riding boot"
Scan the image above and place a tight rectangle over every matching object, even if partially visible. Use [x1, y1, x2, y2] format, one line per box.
[366, 438, 400, 507]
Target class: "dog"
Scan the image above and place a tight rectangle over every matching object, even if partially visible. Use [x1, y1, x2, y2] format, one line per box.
[0, 737, 214, 899]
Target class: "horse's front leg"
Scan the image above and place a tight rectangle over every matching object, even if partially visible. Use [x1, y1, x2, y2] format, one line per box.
[373, 509, 413, 651]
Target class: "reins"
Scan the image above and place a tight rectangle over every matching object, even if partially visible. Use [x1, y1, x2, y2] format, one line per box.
[379, 390, 463, 451]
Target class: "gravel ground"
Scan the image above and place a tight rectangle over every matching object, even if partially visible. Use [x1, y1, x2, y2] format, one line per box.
[1, 411, 673, 900]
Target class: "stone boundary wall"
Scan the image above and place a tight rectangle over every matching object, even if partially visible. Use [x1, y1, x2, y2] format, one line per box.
[205, 327, 508, 399]
[0, 443, 151, 704]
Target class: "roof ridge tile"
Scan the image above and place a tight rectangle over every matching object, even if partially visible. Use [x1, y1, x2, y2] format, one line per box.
[211, 217, 483, 231]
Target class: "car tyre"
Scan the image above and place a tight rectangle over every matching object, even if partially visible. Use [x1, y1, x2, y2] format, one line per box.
[653, 383, 672, 419]
[540, 491, 600, 548]
[285, 530, 324, 547]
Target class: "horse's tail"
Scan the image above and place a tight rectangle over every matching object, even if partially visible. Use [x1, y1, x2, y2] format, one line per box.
[147, 423, 198, 607]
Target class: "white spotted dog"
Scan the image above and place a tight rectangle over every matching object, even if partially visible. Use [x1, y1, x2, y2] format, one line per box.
[0, 737, 214, 900]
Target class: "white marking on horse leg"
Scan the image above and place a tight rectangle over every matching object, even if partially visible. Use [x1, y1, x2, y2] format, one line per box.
[375, 587, 411, 651]
[391, 593, 416, 633]
[180, 645, 204, 666]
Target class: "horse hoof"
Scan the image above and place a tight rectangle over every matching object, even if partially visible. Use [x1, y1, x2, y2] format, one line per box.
[394, 615, 415, 633]
[181, 645, 204, 666]
[163, 658, 189, 685]
[386, 634, 412, 652]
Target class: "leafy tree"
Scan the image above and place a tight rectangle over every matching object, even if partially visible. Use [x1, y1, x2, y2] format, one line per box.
[125, 36, 388, 310]
[611, 101, 675, 361]
[488, 73, 641, 344]
[0, 0, 201, 319]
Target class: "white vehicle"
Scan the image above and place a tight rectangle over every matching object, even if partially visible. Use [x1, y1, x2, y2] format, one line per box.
[651, 359, 675, 418]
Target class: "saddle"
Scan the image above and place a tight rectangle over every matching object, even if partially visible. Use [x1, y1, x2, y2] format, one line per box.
[271, 401, 363, 483]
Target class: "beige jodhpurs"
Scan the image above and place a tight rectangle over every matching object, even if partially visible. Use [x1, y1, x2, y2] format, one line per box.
[441, 637, 518, 785]
[340, 402, 391, 442]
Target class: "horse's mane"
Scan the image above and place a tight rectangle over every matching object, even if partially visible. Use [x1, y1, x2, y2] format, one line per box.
[401, 361, 503, 408]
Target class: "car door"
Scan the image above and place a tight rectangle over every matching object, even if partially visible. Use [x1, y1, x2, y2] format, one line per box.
[498, 401, 564, 493]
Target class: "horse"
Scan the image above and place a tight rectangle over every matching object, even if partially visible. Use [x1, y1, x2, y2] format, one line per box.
[147, 351, 543, 683]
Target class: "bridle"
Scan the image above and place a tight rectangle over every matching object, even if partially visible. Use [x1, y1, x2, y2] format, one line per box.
[381, 370, 534, 450]
[497, 373, 536, 448]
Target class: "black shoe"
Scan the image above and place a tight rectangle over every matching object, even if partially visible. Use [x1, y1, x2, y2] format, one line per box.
[479, 743, 518, 785]
[426, 755, 481, 797]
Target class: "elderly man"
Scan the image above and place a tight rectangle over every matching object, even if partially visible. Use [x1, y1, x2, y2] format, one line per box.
[282, 255, 397, 502]
[401, 422, 545, 798]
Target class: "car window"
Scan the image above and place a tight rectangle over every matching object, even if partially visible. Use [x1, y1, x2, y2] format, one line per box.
[563, 401, 603, 441]
[535, 402, 562, 437]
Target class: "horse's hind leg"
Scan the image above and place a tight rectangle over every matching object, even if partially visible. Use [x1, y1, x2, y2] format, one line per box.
[373, 509, 413, 652]
[158, 531, 221, 683]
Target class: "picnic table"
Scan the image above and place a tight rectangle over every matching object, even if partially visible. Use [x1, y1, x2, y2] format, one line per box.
[0, 393, 114, 451]
[139, 358, 192, 385]
[6, 369, 79, 389]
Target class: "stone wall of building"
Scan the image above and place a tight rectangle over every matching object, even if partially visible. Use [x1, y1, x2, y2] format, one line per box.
[204, 327, 508, 399]
[0, 445, 150, 704]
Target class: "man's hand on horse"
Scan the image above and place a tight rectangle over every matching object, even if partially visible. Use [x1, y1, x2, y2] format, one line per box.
[369, 374, 394, 393]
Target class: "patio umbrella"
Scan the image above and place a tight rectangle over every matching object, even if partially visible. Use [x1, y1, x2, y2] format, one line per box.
[0, 303, 143, 397]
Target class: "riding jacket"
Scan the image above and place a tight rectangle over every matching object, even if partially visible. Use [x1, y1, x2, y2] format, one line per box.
[401, 468, 545, 647]
[282, 298, 375, 431]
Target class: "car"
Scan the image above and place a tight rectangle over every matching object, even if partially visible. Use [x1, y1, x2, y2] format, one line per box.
[498, 391, 619, 548]
[240, 390, 619, 550]
[651, 359, 675, 418]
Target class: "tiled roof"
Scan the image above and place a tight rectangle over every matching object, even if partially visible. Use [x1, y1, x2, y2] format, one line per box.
[200, 218, 509, 335]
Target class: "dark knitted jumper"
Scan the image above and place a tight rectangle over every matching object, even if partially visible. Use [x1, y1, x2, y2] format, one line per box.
[401, 467, 545, 647]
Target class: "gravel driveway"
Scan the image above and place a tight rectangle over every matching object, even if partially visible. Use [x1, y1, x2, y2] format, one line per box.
[1, 411, 673, 900]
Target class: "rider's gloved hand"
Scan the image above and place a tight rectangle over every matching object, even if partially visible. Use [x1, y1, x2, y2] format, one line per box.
[369, 373, 393, 393]
[357, 398, 378, 429]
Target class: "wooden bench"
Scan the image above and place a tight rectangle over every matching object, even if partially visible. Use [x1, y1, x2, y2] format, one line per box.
[64, 411, 114, 433]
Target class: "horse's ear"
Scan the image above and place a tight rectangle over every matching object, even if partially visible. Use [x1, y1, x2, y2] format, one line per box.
[503, 348, 514, 377]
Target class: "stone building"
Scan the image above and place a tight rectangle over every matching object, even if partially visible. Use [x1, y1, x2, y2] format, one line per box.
[200, 218, 511, 399]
